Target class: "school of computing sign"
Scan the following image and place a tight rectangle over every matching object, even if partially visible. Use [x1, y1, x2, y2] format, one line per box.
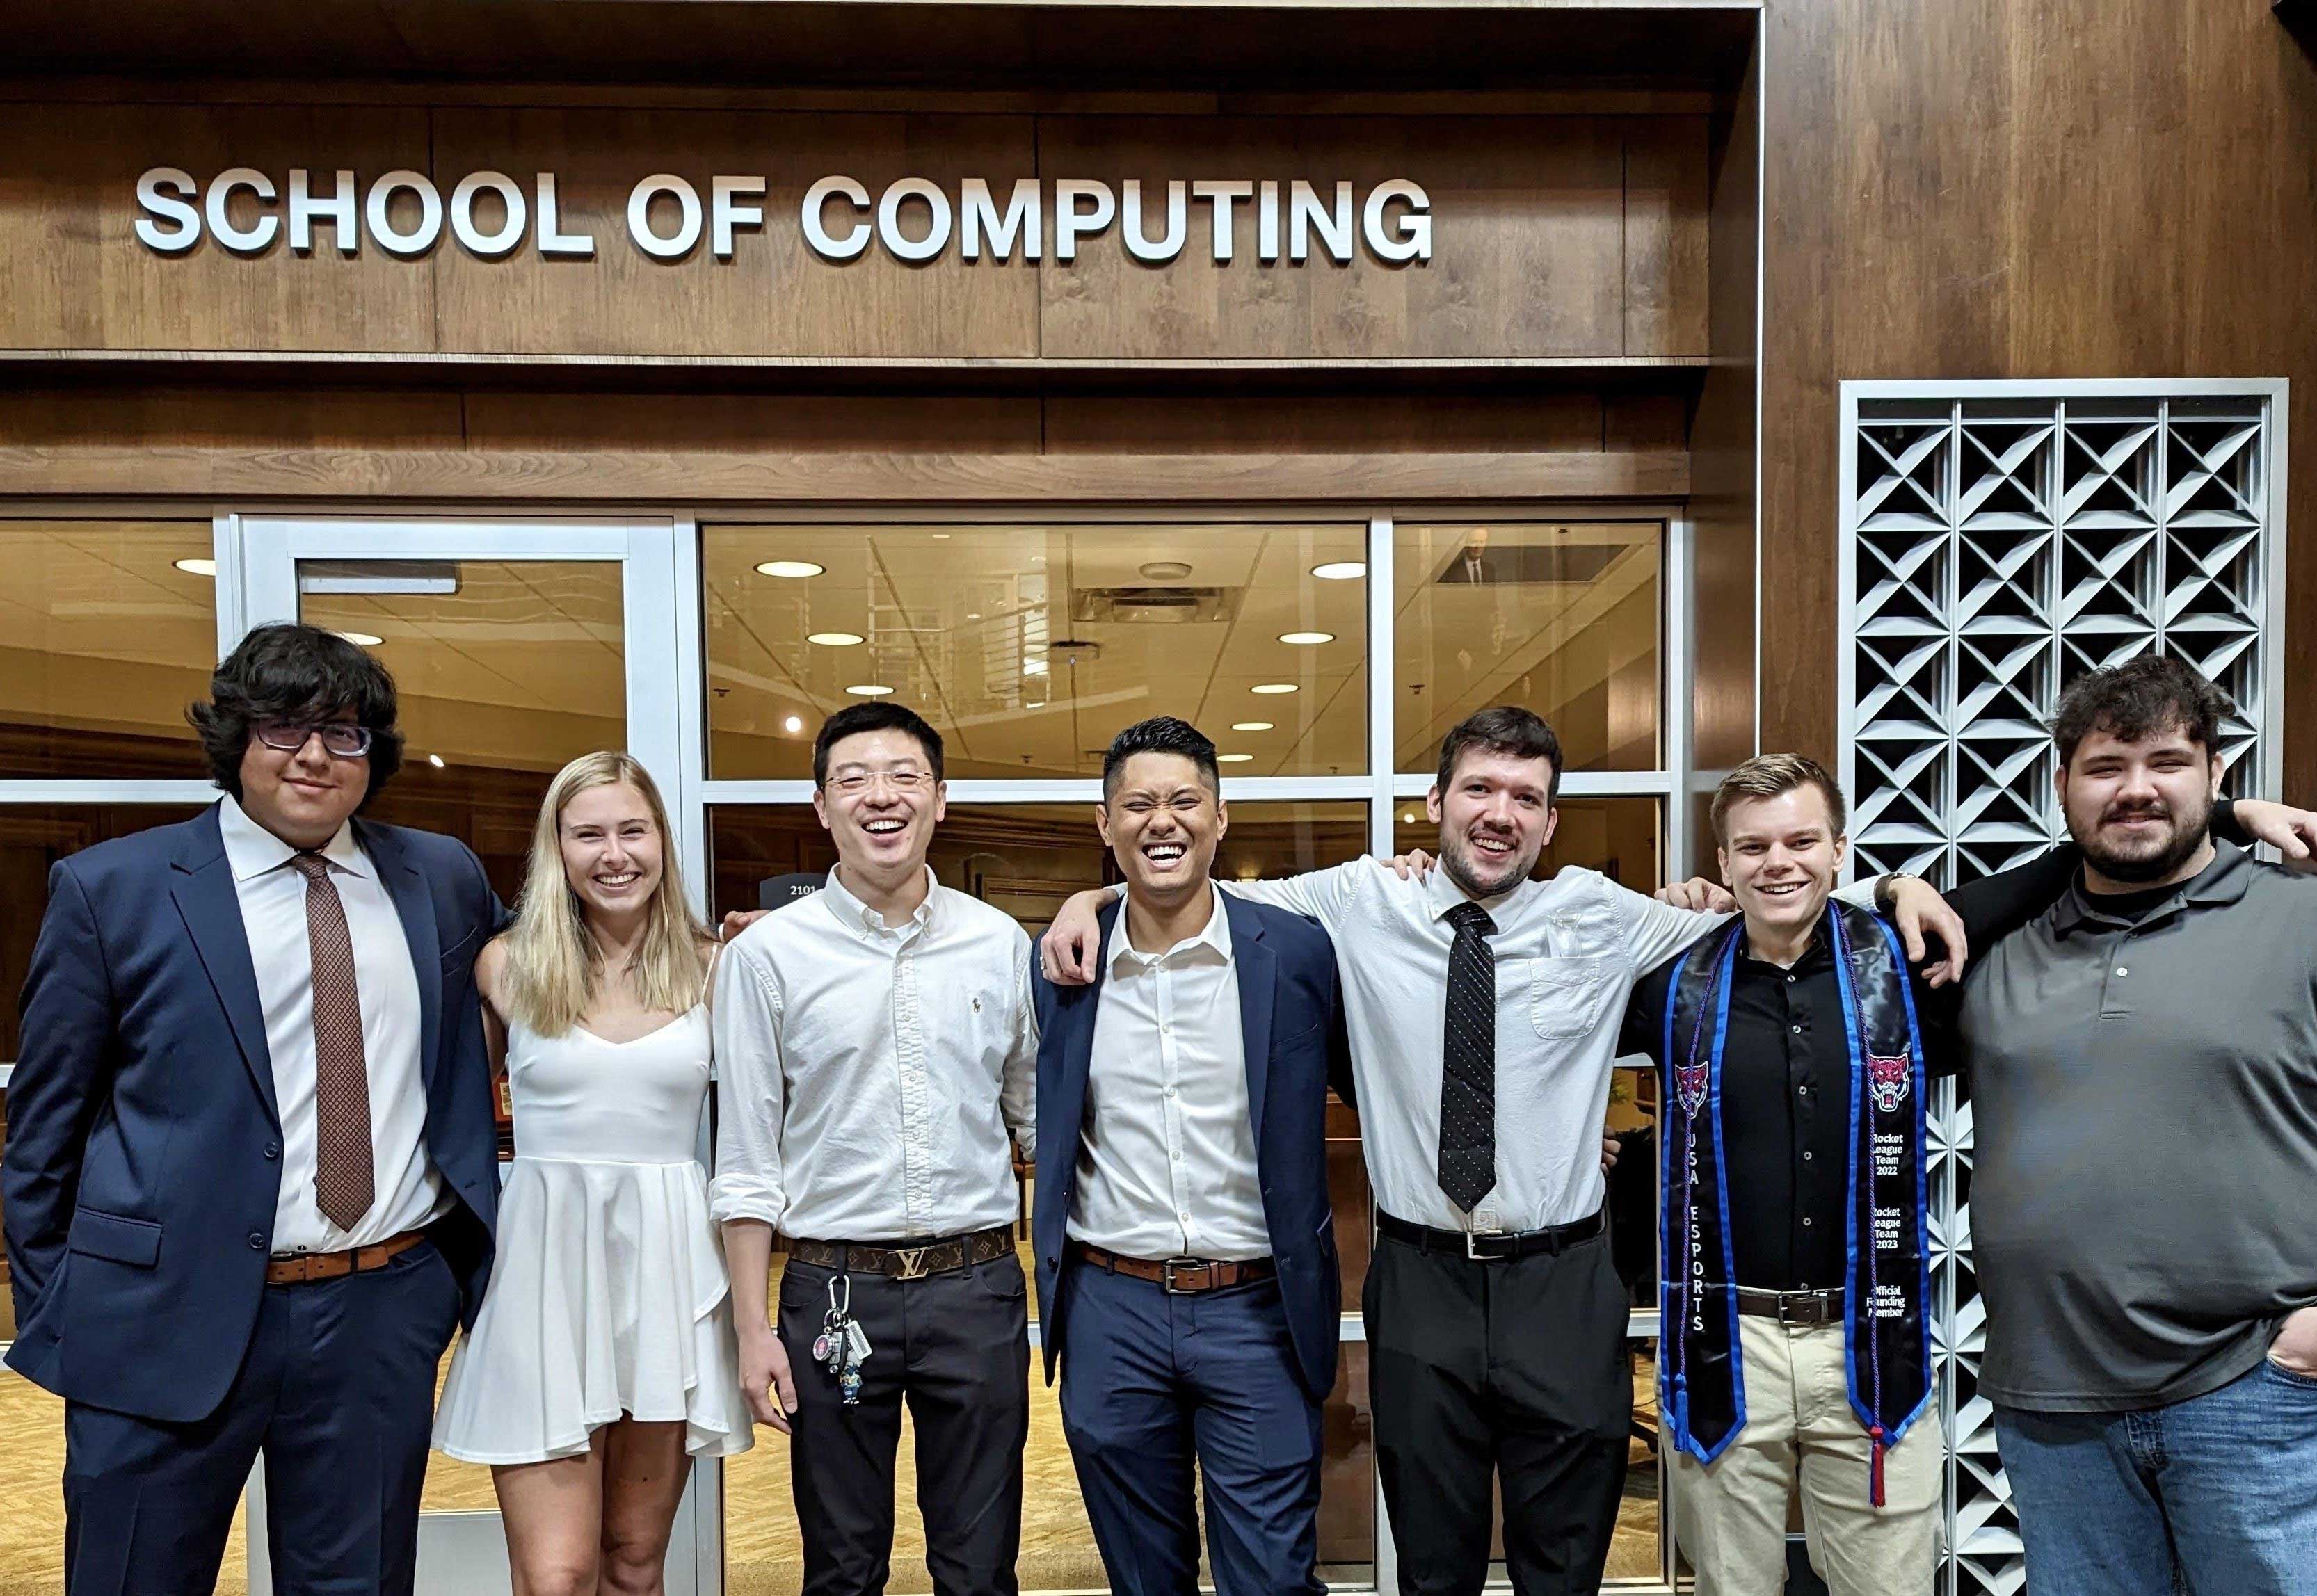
[132, 168, 1437, 266]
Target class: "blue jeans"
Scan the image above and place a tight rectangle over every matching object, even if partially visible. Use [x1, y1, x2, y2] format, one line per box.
[1994, 1356, 2317, 1596]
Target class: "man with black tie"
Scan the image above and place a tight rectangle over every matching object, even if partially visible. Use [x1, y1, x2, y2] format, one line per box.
[1044, 705, 1969, 1596]
[1030, 716, 1351, 1596]
[4, 624, 504, 1596]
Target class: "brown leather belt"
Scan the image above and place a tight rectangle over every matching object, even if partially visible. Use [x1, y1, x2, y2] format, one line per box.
[787, 1226, 1015, 1282]
[266, 1228, 428, 1285]
[1068, 1241, 1276, 1296]
[1735, 1285, 1846, 1326]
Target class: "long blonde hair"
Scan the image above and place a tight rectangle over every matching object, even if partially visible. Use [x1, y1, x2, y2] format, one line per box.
[498, 751, 710, 1036]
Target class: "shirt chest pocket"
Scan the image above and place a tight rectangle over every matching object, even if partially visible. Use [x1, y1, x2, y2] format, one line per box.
[1528, 956, 1615, 1040]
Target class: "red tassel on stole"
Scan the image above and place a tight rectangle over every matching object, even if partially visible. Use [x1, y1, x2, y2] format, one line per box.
[1869, 1425, 1888, 1507]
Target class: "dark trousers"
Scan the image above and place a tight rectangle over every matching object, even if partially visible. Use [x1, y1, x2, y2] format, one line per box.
[776, 1252, 1030, 1596]
[1056, 1264, 1325, 1596]
[61, 1237, 462, 1596]
[1364, 1225, 1631, 1596]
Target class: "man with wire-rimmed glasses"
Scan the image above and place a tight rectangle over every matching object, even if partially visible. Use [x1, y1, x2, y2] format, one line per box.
[713, 701, 1040, 1596]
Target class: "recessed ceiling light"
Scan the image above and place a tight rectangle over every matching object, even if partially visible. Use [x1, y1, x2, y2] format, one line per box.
[1400, 811, 1415, 824]
[966, 612, 982, 620]
[783, 715, 803, 734]
[1279, 631, 1335, 646]
[1217, 753, 1255, 764]
[1311, 561, 1365, 581]
[844, 684, 895, 697]
[335, 630, 383, 647]
[1023, 658, 1050, 675]
[756, 560, 824, 578]
[807, 631, 865, 647]
[174, 556, 218, 577]
[932, 533, 952, 540]
[1139, 561, 1193, 580]
[1031, 555, 1047, 565]
[1231, 720, 1274, 732]
[427, 754, 447, 769]
[1250, 682, 1299, 695]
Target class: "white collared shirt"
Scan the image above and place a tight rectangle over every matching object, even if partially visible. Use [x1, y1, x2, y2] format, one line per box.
[1069, 890, 1268, 1262]
[216, 796, 445, 1255]
[1215, 862, 1728, 1232]
[709, 866, 1038, 1242]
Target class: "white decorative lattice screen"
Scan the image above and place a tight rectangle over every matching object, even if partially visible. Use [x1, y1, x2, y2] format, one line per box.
[1837, 379, 2286, 1596]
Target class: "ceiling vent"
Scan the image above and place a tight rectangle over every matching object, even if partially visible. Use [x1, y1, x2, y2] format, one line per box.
[1071, 585, 1242, 624]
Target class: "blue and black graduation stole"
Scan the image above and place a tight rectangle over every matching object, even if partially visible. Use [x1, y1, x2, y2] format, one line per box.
[1657, 900, 1934, 1504]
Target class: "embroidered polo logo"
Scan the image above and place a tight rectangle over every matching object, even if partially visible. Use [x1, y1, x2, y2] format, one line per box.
[1867, 1051, 1911, 1114]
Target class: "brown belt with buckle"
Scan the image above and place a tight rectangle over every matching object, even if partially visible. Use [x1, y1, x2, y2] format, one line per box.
[1067, 1241, 1276, 1296]
[265, 1228, 428, 1286]
[787, 1225, 1015, 1282]
[1735, 1285, 1846, 1326]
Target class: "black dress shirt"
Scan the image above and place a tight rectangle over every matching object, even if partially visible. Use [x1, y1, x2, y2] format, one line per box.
[1620, 804, 2263, 1293]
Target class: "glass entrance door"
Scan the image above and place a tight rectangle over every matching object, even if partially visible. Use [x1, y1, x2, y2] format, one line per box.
[233, 517, 705, 1596]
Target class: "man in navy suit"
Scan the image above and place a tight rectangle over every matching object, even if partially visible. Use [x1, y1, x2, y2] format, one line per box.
[1029, 716, 1352, 1596]
[4, 623, 504, 1596]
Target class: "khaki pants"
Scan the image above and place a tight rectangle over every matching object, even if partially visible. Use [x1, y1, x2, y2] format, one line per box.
[1670, 1314, 1943, 1596]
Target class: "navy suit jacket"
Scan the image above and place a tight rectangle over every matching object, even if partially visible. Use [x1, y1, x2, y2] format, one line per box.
[1030, 892, 1352, 1401]
[3, 803, 505, 1424]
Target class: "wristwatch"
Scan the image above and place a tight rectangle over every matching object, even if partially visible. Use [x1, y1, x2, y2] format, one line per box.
[1873, 871, 1914, 915]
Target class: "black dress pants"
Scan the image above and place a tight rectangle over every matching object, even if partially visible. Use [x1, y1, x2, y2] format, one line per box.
[776, 1252, 1031, 1596]
[1363, 1225, 1631, 1596]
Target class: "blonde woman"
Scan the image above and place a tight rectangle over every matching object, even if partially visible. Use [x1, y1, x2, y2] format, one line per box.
[435, 752, 749, 1596]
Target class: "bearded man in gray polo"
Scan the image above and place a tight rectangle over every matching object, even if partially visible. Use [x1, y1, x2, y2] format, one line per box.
[1958, 655, 2317, 1596]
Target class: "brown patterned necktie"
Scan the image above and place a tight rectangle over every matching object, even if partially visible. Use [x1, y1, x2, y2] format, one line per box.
[291, 853, 374, 1232]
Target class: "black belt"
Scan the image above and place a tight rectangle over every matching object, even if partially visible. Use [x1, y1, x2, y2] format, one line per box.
[786, 1226, 1014, 1282]
[1735, 1285, 1846, 1326]
[1375, 1207, 1603, 1262]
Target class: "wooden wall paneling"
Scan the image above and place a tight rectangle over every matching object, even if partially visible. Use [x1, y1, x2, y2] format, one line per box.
[1034, 115, 1628, 360]
[0, 103, 436, 351]
[1687, 34, 1760, 860]
[427, 107, 1042, 359]
[457, 392, 1044, 454]
[0, 388, 466, 450]
[1601, 390, 1692, 453]
[1619, 115, 1712, 357]
[1758, 0, 2317, 805]
[1040, 392, 1616, 453]
[0, 442, 1687, 503]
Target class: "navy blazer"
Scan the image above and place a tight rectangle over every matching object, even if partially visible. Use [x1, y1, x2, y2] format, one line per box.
[3, 803, 505, 1424]
[1030, 892, 1352, 1401]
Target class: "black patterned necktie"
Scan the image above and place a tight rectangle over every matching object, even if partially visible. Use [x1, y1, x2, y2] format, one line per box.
[1438, 900, 1499, 1214]
[291, 853, 374, 1232]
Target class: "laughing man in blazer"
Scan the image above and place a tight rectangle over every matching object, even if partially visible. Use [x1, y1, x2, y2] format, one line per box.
[1030, 716, 1354, 1596]
[3, 624, 504, 1596]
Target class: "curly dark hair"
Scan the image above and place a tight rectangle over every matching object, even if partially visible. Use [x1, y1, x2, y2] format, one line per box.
[2050, 654, 2236, 768]
[187, 623, 405, 803]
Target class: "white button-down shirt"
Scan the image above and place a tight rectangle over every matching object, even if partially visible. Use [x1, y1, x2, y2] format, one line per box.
[1215, 862, 1725, 1232]
[709, 867, 1038, 1242]
[217, 796, 445, 1255]
[1069, 892, 1268, 1262]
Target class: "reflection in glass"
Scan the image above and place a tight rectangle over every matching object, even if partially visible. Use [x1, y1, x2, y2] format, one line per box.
[299, 560, 628, 905]
[703, 524, 1368, 780]
[1394, 522, 1662, 774]
[708, 800, 1375, 1581]
[0, 522, 218, 779]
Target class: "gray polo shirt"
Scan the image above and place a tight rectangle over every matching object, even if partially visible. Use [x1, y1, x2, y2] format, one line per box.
[1961, 841, 2317, 1412]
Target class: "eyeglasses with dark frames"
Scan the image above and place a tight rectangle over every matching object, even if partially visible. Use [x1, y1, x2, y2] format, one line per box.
[253, 719, 376, 759]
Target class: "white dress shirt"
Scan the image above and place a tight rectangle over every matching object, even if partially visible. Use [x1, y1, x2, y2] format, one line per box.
[217, 796, 446, 1255]
[709, 866, 1038, 1242]
[1198, 862, 1709, 1233]
[1069, 892, 1269, 1262]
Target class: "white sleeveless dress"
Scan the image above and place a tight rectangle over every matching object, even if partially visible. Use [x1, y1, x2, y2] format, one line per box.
[433, 1006, 752, 1462]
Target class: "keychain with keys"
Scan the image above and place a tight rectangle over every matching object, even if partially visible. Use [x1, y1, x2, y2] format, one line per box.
[813, 1275, 873, 1405]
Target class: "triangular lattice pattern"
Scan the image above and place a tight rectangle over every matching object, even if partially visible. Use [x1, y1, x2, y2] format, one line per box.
[1841, 388, 2277, 1596]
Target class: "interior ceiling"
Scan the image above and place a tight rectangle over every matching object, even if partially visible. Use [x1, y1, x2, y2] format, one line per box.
[3, 519, 1662, 784]
[0, 3, 1758, 91]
